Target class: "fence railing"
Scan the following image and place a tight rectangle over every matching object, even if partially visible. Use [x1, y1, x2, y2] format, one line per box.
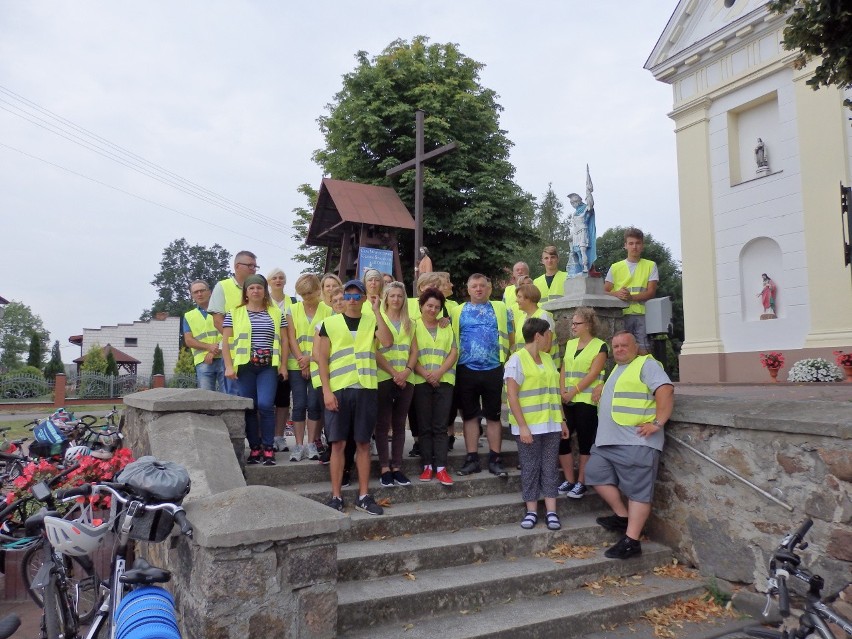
[0, 372, 198, 404]
[0, 373, 54, 402]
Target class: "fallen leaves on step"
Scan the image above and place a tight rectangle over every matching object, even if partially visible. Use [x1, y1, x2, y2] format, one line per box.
[535, 542, 596, 561]
[652, 562, 699, 579]
[548, 588, 562, 596]
[642, 595, 737, 638]
[583, 575, 644, 596]
[376, 497, 392, 507]
[403, 572, 416, 581]
[402, 623, 415, 631]
[364, 534, 388, 541]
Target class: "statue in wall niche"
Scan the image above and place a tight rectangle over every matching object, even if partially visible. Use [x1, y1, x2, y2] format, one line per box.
[567, 165, 597, 277]
[755, 138, 770, 174]
[757, 273, 777, 319]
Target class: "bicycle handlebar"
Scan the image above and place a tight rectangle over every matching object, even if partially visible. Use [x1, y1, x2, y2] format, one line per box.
[777, 573, 790, 617]
[55, 483, 93, 500]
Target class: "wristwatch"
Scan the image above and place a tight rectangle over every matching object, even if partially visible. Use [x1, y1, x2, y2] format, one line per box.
[652, 419, 663, 427]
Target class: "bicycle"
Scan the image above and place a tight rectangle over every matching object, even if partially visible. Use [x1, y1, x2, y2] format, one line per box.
[741, 519, 852, 639]
[39, 457, 192, 639]
[0, 614, 20, 639]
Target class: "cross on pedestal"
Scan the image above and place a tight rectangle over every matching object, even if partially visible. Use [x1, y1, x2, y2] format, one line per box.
[386, 109, 457, 288]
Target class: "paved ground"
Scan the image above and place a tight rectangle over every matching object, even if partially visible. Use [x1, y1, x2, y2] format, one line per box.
[0, 588, 39, 637]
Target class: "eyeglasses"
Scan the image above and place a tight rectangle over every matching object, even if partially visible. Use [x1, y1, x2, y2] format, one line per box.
[190, 289, 209, 295]
[343, 293, 363, 300]
[237, 262, 258, 269]
[571, 321, 586, 326]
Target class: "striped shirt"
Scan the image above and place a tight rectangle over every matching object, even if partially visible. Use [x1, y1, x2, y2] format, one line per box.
[223, 309, 286, 350]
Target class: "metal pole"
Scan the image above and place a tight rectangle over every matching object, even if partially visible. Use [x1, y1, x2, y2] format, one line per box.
[414, 109, 424, 289]
[666, 433, 793, 511]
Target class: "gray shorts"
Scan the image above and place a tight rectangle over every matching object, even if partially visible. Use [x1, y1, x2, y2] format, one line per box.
[585, 444, 660, 503]
[624, 314, 648, 350]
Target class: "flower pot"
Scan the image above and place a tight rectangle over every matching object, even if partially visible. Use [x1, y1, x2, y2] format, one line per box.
[768, 367, 780, 383]
[844, 365, 852, 383]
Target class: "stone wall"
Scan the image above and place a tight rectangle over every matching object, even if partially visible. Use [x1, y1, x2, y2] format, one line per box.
[652, 394, 851, 595]
[122, 388, 348, 639]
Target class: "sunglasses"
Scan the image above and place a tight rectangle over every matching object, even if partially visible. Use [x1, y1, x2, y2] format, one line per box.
[343, 293, 363, 300]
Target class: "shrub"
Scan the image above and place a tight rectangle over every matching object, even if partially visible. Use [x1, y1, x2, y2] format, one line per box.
[786, 358, 844, 383]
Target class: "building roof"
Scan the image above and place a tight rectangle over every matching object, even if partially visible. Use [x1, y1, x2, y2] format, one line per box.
[72, 343, 141, 365]
[306, 178, 414, 248]
[0, 295, 9, 305]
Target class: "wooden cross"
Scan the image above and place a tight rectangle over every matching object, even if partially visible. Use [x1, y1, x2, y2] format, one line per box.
[386, 109, 457, 285]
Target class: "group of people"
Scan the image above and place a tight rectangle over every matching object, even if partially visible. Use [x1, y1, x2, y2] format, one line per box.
[182, 226, 673, 559]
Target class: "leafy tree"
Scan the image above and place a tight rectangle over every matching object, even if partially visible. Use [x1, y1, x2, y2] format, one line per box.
[152, 345, 165, 376]
[0, 301, 49, 370]
[291, 184, 326, 274]
[27, 332, 44, 369]
[81, 343, 108, 374]
[43, 340, 64, 381]
[173, 347, 195, 375]
[142, 239, 231, 320]
[105, 351, 120, 377]
[313, 37, 536, 291]
[595, 227, 683, 378]
[770, 0, 852, 109]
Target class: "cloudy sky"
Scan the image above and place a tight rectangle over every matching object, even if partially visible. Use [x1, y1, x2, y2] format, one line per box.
[0, 1, 680, 363]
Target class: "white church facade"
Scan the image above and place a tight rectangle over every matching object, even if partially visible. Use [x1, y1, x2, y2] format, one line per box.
[646, 0, 852, 382]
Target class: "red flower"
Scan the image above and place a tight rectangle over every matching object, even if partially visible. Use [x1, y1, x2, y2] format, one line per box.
[834, 351, 852, 367]
[760, 352, 784, 369]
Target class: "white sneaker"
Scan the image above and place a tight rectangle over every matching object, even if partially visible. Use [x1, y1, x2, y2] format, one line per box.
[273, 436, 289, 452]
[289, 445, 304, 462]
[370, 438, 378, 456]
[306, 442, 319, 460]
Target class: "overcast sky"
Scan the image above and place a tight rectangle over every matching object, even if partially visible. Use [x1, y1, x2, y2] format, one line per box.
[0, 1, 679, 362]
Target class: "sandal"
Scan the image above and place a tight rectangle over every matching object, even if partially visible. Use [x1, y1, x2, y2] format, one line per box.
[520, 512, 538, 529]
[546, 512, 561, 531]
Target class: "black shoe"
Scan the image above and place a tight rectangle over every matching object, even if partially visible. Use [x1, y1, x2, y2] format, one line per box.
[262, 446, 276, 466]
[604, 536, 642, 559]
[327, 496, 344, 512]
[488, 458, 508, 478]
[447, 435, 455, 451]
[341, 470, 351, 488]
[596, 514, 629, 532]
[408, 442, 421, 458]
[356, 494, 383, 516]
[392, 470, 411, 486]
[379, 471, 394, 488]
[458, 457, 481, 476]
[246, 447, 262, 465]
[318, 447, 331, 465]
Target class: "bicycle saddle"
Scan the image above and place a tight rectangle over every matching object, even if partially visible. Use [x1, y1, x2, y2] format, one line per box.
[120, 558, 171, 585]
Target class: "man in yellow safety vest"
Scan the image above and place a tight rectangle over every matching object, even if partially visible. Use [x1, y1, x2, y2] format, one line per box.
[182, 279, 223, 391]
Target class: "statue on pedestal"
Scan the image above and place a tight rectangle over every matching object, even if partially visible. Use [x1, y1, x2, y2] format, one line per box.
[755, 138, 770, 175]
[757, 272, 777, 319]
[567, 165, 597, 277]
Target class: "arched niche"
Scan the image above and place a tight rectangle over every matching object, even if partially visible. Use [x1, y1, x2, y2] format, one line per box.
[739, 237, 782, 320]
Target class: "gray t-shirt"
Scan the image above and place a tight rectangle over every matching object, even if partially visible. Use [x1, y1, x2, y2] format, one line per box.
[207, 278, 235, 315]
[595, 358, 672, 451]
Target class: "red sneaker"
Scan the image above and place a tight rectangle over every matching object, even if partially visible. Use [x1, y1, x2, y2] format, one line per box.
[435, 469, 454, 486]
[419, 468, 433, 482]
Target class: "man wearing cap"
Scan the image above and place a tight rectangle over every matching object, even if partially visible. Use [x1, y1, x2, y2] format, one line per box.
[316, 279, 393, 515]
[183, 279, 224, 391]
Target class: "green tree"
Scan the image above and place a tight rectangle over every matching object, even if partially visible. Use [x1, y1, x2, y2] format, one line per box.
[173, 347, 195, 375]
[27, 332, 44, 369]
[142, 239, 231, 320]
[105, 350, 120, 377]
[770, 0, 852, 109]
[81, 343, 108, 374]
[152, 344, 165, 376]
[0, 301, 49, 370]
[291, 183, 326, 274]
[43, 340, 64, 381]
[595, 227, 683, 377]
[313, 37, 536, 291]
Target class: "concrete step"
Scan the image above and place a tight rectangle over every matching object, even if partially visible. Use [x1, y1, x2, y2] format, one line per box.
[337, 512, 616, 581]
[246, 442, 521, 487]
[337, 547, 691, 636]
[329, 490, 604, 543]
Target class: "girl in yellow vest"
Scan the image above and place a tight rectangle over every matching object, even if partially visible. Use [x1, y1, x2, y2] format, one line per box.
[504, 317, 569, 530]
[286, 274, 331, 462]
[558, 306, 608, 499]
[375, 281, 418, 487]
[222, 274, 289, 466]
[412, 288, 457, 486]
[268, 267, 295, 453]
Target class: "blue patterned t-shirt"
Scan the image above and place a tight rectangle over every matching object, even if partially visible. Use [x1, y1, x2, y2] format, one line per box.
[458, 302, 513, 371]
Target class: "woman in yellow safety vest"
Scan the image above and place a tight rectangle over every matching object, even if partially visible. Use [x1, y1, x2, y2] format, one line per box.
[513, 282, 560, 367]
[558, 306, 608, 499]
[504, 316, 568, 531]
[375, 281, 418, 487]
[222, 274, 289, 466]
[286, 274, 331, 462]
[320, 273, 343, 308]
[411, 287, 457, 486]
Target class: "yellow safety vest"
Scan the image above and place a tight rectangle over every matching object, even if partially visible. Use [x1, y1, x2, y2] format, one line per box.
[228, 305, 283, 368]
[324, 314, 378, 392]
[377, 312, 414, 383]
[563, 337, 607, 405]
[287, 302, 331, 371]
[609, 259, 655, 315]
[503, 284, 518, 309]
[533, 271, 567, 303]
[411, 321, 456, 386]
[610, 355, 659, 426]
[219, 277, 244, 314]
[508, 348, 563, 428]
[451, 301, 511, 364]
[183, 308, 219, 366]
[512, 307, 561, 368]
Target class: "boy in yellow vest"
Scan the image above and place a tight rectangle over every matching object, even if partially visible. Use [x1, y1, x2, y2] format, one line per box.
[315, 280, 392, 515]
[586, 331, 673, 560]
[604, 228, 659, 355]
[533, 247, 567, 303]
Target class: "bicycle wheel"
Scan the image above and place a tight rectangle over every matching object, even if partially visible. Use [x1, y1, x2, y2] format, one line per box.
[42, 570, 73, 639]
[22, 542, 102, 623]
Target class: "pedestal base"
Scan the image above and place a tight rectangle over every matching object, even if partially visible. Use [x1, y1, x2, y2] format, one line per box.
[760, 313, 777, 320]
[542, 276, 628, 345]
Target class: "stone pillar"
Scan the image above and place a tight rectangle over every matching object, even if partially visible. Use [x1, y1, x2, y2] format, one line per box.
[53, 373, 66, 407]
